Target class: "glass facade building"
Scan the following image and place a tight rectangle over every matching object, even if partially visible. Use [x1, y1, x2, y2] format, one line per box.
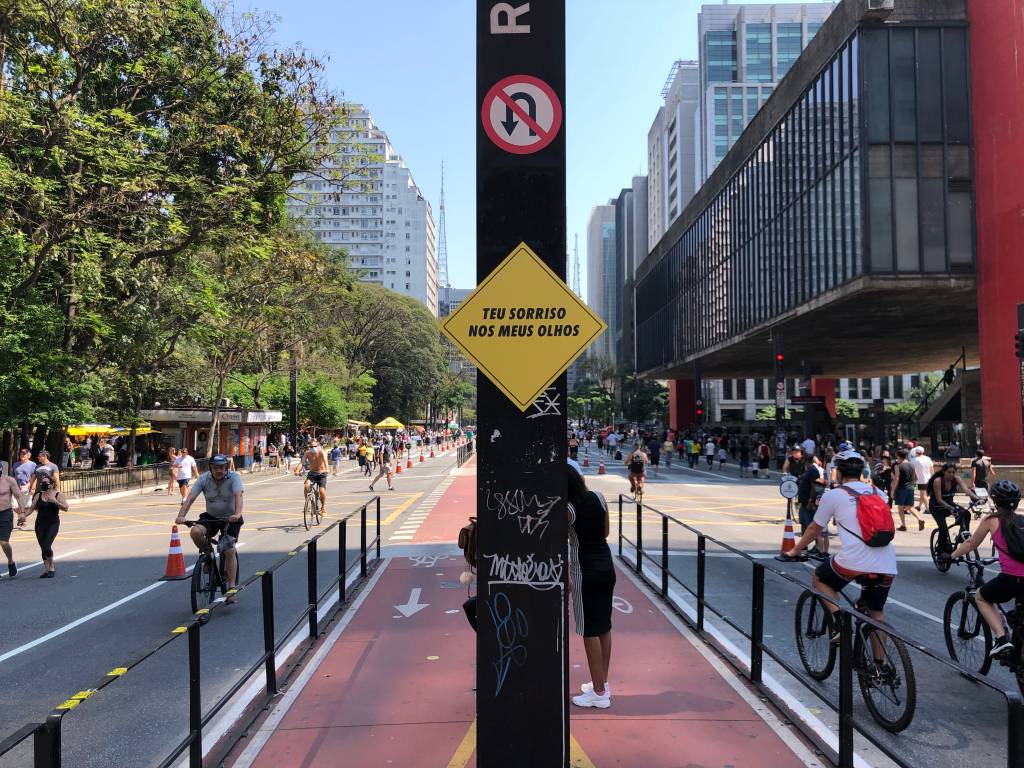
[637, 22, 974, 376]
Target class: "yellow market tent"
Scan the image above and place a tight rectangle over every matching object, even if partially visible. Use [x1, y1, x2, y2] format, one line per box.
[67, 424, 115, 437]
[373, 417, 405, 430]
[111, 426, 158, 436]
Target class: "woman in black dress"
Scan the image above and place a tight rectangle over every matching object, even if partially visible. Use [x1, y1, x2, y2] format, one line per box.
[567, 465, 615, 708]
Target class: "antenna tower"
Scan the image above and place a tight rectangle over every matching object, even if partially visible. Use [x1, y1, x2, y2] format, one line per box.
[572, 233, 581, 297]
[437, 161, 449, 310]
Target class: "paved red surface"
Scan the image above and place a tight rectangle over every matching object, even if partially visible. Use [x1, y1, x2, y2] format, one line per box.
[412, 456, 475, 544]
[234, 461, 809, 768]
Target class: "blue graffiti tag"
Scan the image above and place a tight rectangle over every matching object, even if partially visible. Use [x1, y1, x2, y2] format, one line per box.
[488, 591, 528, 696]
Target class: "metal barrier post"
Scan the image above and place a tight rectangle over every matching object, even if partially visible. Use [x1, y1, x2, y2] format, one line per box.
[1008, 692, 1024, 768]
[838, 611, 854, 768]
[697, 534, 706, 632]
[750, 562, 764, 683]
[188, 623, 202, 768]
[635, 499, 643, 576]
[40, 714, 62, 768]
[33, 723, 50, 768]
[307, 539, 319, 640]
[339, 520, 347, 603]
[661, 516, 669, 598]
[376, 496, 381, 560]
[617, 496, 623, 556]
[260, 572, 277, 695]
[360, 505, 367, 577]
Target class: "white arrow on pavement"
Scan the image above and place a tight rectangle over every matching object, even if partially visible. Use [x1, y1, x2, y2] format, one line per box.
[395, 587, 429, 618]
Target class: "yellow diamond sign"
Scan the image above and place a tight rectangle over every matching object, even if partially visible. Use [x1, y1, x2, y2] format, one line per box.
[441, 243, 607, 411]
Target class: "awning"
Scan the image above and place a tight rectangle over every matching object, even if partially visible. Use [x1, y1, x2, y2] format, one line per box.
[373, 417, 405, 430]
[67, 424, 115, 437]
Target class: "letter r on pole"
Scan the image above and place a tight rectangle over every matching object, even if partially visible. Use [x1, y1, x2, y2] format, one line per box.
[490, 2, 531, 33]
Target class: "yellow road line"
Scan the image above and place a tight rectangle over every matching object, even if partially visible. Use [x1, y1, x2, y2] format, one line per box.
[381, 492, 424, 525]
[445, 719, 476, 768]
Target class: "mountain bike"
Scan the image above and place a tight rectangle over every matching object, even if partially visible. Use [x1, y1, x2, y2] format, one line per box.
[943, 555, 1024, 696]
[793, 569, 917, 732]
[184, 521, 239, 617]
[304, 480, 323, 531]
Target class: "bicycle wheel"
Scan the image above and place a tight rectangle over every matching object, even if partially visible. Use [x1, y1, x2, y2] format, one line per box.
[794, 591, 837, 681]
[303, 492, 312, 531]
[190, 555, 216, 616]
[313, 491, 323, 526]
[943, 592, 992, 674]
[930, 529, 951, 573]
[855, 626, 917, 733]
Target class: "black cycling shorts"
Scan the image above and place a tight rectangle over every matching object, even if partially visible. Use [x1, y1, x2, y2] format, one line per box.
[197, 513, 242, 544]
[814, 559, 894, 613]
[980, 573, 1024, 605]
[307, 471, 328, 487]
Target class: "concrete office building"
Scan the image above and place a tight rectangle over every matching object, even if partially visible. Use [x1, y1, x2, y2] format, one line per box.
[698, 2, 836, 182]
[288, 106, 439, 316]
[647, 61, 700, 252]
[586, 203, 618, 364]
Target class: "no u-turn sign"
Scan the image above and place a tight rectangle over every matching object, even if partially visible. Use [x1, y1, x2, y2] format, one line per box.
[482, 74, 563, 155]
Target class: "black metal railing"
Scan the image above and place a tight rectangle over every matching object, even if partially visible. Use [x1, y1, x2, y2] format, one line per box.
[1, 498, 382, 768]
[456, 439, 475, 467]
[59, 459, 212, 499]
[616, 494, 1024, 768]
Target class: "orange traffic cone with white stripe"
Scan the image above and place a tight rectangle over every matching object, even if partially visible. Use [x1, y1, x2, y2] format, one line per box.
[779, 516, 797, 557]
[419, 448, 425, 462]
[598, 457, 606, 475]
[430, 445, 435, 458]
[396, 461, 403, 474]
[406, 455, 413, 469]
[583, 453, 590, 467]
[161, 525, 188, 580]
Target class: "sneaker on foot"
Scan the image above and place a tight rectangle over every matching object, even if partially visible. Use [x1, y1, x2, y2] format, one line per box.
[7, 561, 16, 578]
[897, 525, 907, 532]
[581, 682, 611, 696]
[571, 689, 611, 709]
[918, 519, 925, 531]
[990, 636, 1014, 658]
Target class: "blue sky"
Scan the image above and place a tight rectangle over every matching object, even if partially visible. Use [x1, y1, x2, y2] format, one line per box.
[252, 0, 802, 298]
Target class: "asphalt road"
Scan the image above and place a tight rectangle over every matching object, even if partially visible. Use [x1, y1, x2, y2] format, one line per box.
[0, 449, 461, 768]
[578, 449, 1016, 768]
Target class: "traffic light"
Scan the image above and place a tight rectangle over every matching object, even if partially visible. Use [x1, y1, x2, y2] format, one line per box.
[1016, 332, 1024, 360]
[773, 337, 784, 379]
[695, 399, 703, 418]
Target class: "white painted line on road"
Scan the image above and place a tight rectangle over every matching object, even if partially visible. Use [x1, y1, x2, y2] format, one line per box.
[0, 548, 85, 580]
[0, 579, 166, 663]
[207, 559, 392, 768]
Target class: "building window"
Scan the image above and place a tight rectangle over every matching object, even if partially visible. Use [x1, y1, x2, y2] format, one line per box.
[894, 376, 904, 399]
[723, 379, 734, 400]
[706, 31, 737, 83]
[754, 378, 766, 400]
[880, 377, 891, 399]
[776, 23, 803, 79]
[860, 379, 872, 399]
[745, 23, 772, 82]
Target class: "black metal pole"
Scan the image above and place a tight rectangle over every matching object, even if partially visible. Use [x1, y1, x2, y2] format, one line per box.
[339, 521, 347, 603]
[1008, 692, 1024, 768]
[838, 611, 854, 768]
[261, 572, 277, 695]
[750, 563, 764, 684]
[617, 495, 623, 556]
[188, 623, 202, 768]
[635, 499, 643, 576]
[697, 534, 706, 632]
[289, 348, 298, 448]
[360, 505, 367, 578]
[376, 496, 381, 561]
[307, 539, 318, 639]
[661, 516, 669, 598]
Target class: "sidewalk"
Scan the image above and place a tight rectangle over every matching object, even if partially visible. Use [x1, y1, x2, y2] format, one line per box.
[226, 463, 818, 768]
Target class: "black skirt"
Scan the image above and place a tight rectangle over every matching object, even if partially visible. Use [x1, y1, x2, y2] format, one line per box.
[578, 547, 615, 637]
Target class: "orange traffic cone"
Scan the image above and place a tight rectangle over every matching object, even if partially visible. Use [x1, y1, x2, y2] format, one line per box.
[779, 517, 797, 557]
[419, 449, 425, 462]
[598, 458, 606, 475]
[406, 456, 413, 469]
[583, 454, 590, 467]
[396, 462, 403, 474]
[161, 525, 188, 580]
[430, 446, 435, 458]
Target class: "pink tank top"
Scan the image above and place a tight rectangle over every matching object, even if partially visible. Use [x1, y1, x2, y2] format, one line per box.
[993, 522, 1024, 577]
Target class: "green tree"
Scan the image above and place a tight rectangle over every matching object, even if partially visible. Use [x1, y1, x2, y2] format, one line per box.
[834, 398, 860, 421]
[755, 406, 794, 421]
[569, 382, 615, 426]
[620, 376, 668, 425]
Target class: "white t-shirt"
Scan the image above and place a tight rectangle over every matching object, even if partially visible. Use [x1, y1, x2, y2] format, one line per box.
[705, 441, 715, 456]
[607, 433, 618, 448]
[911, 455, 933, 484]
[814, 482, 897, 575]
[174, 455, 198, 480]
[801, 438, 816, 457]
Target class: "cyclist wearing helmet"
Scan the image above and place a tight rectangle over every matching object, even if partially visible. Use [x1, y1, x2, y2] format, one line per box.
[625, 442, 648, 498]
[928, 462, 979, 554]
[787, 451, 897, 631]
[176, 455, 244, 592]
[949, 480, 1024, 657]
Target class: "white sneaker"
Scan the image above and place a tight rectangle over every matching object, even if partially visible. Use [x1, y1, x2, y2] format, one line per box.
[571, 689, 611, 709]
[580, 681, 611, 696]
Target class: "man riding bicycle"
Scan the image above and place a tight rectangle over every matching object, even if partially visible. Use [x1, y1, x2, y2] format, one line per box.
[948, 480, 1024, 658]
[625, 442, 648, 498]
[175, 455, 244, 595]
[296, 439, 329, 517]
[786, 451, 898, 647]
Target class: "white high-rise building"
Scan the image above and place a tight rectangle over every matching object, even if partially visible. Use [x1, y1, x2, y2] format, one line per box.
[287, 106, 438, 316]
[586, 204, 617, 364]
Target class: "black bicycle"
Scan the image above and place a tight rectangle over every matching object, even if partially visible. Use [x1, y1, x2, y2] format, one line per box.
[303, 480, 323, 531]
[184, 521, 239, 617]
[794, 573, 917, 732]
[943, 555, 1024, 695]
[930, 503, 974, 573]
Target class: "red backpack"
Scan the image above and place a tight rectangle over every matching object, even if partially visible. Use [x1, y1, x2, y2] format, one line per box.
[839, 486, 895, 547]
